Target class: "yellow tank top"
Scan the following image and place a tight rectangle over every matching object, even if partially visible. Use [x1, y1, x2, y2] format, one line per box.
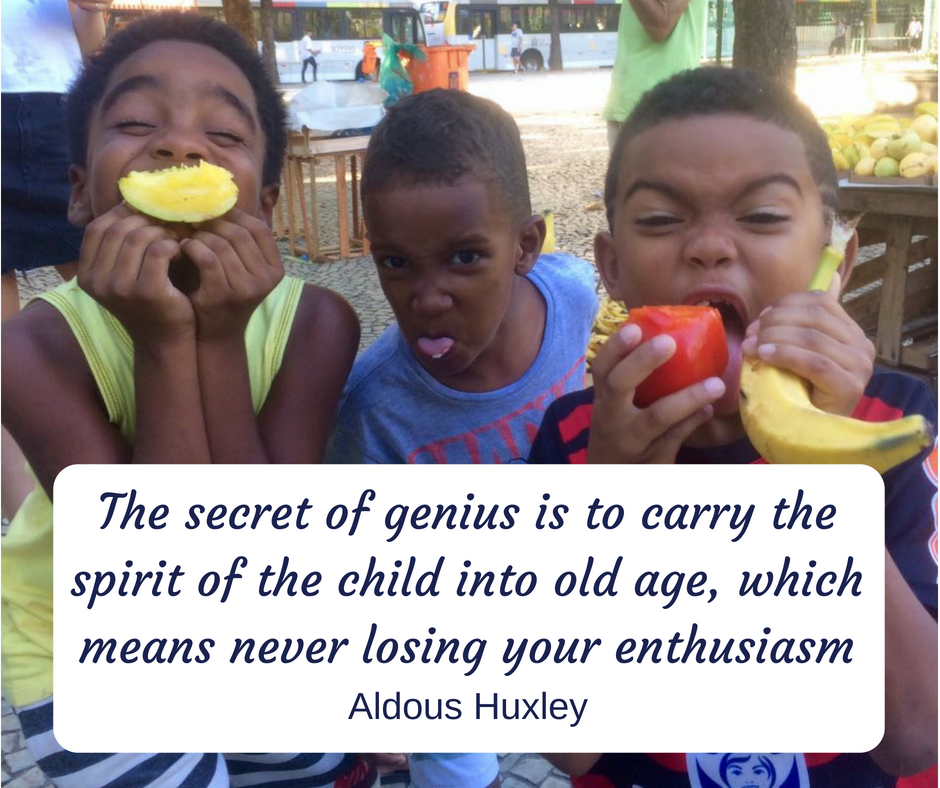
[1, 276, 304, 707]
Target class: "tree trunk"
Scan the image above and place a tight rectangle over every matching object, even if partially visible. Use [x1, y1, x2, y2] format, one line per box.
[221, 0, 256, 48]
[259, 0, 279, 84]
[732, 0, 797, 90]
[548, 0, 562, 70]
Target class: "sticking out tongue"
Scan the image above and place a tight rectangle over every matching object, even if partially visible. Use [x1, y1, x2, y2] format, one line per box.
[417, 336, 455, 359]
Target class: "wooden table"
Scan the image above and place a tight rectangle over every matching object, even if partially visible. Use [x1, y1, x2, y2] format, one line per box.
[838, 180, 938, 375]
[274, 132, 370, 262]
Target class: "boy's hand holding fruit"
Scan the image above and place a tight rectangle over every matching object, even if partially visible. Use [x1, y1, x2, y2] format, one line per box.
[587, 305, 728, 464]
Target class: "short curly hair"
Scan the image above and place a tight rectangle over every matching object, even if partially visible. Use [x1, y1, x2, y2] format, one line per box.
[361, 88, 532, 224]
[605, 67, 837, 230]
[65, 12, 287, 186]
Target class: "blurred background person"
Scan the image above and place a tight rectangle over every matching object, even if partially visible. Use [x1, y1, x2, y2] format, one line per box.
[602, 0, 706, 151]
[1, 0, 110, 519]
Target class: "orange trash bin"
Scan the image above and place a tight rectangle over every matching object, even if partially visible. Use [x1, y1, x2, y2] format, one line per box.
[407, 44, 475, 93]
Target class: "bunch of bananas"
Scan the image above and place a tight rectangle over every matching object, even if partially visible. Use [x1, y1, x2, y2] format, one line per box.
[586, 297, 628, 368]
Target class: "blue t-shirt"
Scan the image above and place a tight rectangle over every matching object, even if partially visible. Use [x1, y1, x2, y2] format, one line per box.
[326, 253, 598, 464]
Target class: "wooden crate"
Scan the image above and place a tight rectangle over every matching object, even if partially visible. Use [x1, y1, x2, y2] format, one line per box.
[273, 130, 370, 262]
[839, 187, 938, 379]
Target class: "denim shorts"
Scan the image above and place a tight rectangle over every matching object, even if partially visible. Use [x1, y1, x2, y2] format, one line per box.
[2, 92, 85, 273]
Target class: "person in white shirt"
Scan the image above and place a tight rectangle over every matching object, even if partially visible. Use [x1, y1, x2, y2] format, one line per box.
[301, 29, 321, 82]
[510, 22, 523, 73]
[907, 16, 923, 51]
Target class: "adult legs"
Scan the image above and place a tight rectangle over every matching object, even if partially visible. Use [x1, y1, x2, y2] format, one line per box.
[302, 56, 318, 82]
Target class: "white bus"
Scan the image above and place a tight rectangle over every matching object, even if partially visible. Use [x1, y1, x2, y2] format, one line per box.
[420, 0, 620, 72]
[194, 0, 426, 82]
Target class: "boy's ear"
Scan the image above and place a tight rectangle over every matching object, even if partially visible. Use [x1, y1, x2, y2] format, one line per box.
[514, 213, 545, 275]
[594, 230, 624, 300]
[260, 183, 280, 227]
[836, 228, 859, 293]
[67, 165, 94, 227]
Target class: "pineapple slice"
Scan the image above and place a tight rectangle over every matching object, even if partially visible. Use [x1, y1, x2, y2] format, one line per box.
[118, 160, 238, 223]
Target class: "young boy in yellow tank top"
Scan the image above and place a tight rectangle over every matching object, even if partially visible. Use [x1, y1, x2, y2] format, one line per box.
[0, 12, 373, 788]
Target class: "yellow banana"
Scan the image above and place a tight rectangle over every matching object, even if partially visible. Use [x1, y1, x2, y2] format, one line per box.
[739, 359, 931, 473]
[541, 210, 556, 254]
[915, 101, 939, 119]
[860, 120, 901, 138]
[739, 246, 933, 474]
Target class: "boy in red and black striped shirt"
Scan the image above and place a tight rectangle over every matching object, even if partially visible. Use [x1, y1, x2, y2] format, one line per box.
[533, 67, 937, 787]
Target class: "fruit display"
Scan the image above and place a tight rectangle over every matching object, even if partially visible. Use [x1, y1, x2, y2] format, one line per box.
[118, 160, 239, 223]
[822, 102, 938, 181]
[739, 242, 933, 473]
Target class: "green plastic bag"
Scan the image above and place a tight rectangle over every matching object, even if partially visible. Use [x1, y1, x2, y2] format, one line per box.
[378, 33, 426, 106]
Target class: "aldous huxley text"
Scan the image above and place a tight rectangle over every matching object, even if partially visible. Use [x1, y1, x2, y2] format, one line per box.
[53, 464, 885, 754]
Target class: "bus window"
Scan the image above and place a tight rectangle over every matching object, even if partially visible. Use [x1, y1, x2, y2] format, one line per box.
[559, 7, 590, 32]
[344, 8, 383, 39]
[606, 5, 621, 31]
[252, 8, 295, 41]
[386, 10, 424, 44]
[527, 6, 552, 34]
[457, 7, 471, 36]
[421, 2, 449, 24]
[498, 6, 526, 32]
[477, 11, 494, 38]
[300, 8, 344, 39]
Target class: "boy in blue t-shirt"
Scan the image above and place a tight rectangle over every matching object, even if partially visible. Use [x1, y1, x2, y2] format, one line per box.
[326, 88, 598, 465]
[533, 67, 937, 786]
